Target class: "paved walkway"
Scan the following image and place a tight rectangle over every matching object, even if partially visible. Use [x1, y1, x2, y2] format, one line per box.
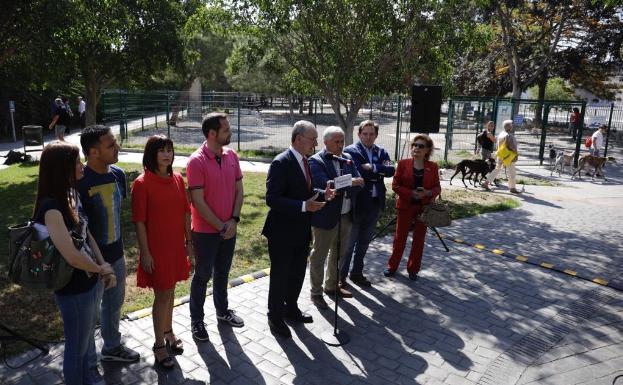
[1, 141, 622, 385]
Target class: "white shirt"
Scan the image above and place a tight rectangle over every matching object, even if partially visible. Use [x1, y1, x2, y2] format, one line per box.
[79, 100, 86, 114]
[289, 146, 310, 212]
[362, 144, 379, 197]
[592, 130, 604, 149]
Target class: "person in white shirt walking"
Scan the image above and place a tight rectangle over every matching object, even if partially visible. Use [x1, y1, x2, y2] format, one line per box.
[78, 96, 86, 128]
[590, 125, 607, 157]
[482, 120, 520, 194]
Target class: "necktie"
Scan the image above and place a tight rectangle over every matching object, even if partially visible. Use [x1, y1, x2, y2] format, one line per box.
[303, 157, 312, 190]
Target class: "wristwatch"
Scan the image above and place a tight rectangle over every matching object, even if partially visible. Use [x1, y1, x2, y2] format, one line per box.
[232, 216, 240, 223]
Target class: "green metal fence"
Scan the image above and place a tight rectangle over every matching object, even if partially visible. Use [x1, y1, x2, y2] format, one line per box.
[101, 90, 623, 165]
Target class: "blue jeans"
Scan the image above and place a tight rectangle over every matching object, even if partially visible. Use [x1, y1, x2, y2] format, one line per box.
[88, 257, 126, 367]
[341, 200, 381, 280]
[190, 232, 236, 323]
[55, 284, 98, 385]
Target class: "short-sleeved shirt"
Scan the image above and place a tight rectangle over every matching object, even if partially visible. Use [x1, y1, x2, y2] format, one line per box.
[186, 142, 243, 233]
[55, 105, 71, 126]
[34, 196, 98, 296]
[77, 165, 126, 263]
[591, 130, 604, 149]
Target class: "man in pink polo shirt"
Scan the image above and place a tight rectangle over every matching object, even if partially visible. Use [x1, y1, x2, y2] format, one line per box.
[187, 112, 244, 342]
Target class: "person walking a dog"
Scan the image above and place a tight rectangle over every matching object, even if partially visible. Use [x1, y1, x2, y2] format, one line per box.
[482, 120, 520, 194]
[476, 121, 496, 160]
[590, 125, 607, 157]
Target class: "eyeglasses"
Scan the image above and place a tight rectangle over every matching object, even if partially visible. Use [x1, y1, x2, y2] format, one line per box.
[412, 143, 427, 149]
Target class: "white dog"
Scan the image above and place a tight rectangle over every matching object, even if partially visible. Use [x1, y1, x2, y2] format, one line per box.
[551, 151, 576, 176]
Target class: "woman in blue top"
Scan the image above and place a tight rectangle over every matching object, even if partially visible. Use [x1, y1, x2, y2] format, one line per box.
[34, 142, 116, 385]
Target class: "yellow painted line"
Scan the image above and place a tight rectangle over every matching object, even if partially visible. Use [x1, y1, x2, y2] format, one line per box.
[593, 278, 608, 286]
[263, 268, 271, 275]
[131, 308, 152, 319]
[492, 249, 505, 255]
[173, 298, 183, 307]
[515, 255, 528, 261]
[474, 244, 485, 250]
[564, 269, 577, 276]
[241, 274, 255, 283]
[540, 263, 554, 269]
[453, 238, 464, 243]
[227, 283, 232, 288]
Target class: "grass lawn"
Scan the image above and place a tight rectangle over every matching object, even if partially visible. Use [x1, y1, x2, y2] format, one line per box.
[0, 161, 518, 356]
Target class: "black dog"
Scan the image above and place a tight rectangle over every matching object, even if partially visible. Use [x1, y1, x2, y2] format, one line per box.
[449, 158, 496, 188]
[3, 150, 32, 165]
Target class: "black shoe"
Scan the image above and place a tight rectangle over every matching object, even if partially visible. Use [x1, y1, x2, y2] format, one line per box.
[408, 272, 419, 281]
[191, 322, 210, 342]
[311, 295, 329, 310]
[383, 269, 396, 277]
[268, 318, 291, 338]
[350, 274, 372, 287]
[101, 345, 140, 363]
[284, 311, 313, 324]
[217, 309, 244, 328]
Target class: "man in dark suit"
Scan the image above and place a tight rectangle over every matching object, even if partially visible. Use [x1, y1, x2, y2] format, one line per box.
[262, 120, 335, 338]
[308, 126, 364, 310]
[341, 120, 395, 287]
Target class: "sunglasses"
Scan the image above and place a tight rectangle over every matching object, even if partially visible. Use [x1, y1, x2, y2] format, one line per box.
[412, 143, 428, 149]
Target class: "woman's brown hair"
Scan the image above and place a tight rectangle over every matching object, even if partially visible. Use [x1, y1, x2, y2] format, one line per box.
[411, 134, 435, 160]
[143, 135, 174, 176]
[33, 141, 80, 225]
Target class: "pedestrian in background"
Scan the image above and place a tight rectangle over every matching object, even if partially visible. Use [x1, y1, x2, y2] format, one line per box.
[48, 98, 70, 141]
[78, 96, 86, 128]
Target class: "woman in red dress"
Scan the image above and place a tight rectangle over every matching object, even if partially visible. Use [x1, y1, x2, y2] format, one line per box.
[132, 135, 191, 369]
[384, 134, 441, 281]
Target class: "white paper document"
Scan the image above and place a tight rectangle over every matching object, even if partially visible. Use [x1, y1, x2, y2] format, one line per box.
[334, 174, 352, 190]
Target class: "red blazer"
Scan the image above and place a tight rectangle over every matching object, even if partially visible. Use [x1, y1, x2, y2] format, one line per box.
[392, 159, 441, 210]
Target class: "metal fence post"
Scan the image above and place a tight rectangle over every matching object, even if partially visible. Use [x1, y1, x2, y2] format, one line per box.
[314, 97, 318, 126]
[538, 102, 549, 165]
[118, 91, 124, 140]
[573, 102, 587, 167]
[394, 95, 402, 160]
[604, 102, 614, 157]
[141, 92, 144, 130]
[237, 91, 241, 152]
[445, 99, 453, 163]
[166, 90, 170, 137]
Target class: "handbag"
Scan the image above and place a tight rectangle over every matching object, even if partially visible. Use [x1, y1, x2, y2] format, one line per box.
[420, 194, 451, 228]
[7, 221, 79, 291]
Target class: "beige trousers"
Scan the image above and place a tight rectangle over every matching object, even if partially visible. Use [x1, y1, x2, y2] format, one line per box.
[486, 158, 516, 189]
[309, 215, 352, 296]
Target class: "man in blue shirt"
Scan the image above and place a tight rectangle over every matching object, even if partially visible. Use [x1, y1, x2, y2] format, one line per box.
[78, 125, 140, 376]
[342, 120, 395, 287]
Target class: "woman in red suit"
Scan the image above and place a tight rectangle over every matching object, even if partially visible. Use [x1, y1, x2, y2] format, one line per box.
[132, 135, 192, 369]
[384, 134, 441, 280]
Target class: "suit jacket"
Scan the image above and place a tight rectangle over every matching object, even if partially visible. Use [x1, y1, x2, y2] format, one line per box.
[308, 149, 361, 230]
[392, 159, 441, 210]
[262, 149, 320, 246]
[343, 142, 395, 212]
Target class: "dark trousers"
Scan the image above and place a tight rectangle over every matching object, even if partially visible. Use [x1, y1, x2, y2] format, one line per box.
[267, 238, 309, 321]
[190, 232, 236, 323]
[341, 199, 381, 280]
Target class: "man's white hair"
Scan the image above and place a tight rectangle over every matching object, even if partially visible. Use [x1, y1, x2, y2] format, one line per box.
[503, 120, 513, 130]
[323, 126, 344, 141]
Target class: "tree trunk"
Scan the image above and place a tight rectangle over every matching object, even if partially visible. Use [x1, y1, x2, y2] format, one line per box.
[85, 71, 101, 126]
[308, 97, 313, 115]
[534, 70, 548, 128]
[298, 96, 304, 114]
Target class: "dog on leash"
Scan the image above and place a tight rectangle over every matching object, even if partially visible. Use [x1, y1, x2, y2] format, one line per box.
[551, 151, 576, 176]
[548, 145, 557, 168]
[449, 158, 496, 188]
[571, 155, 616, 181]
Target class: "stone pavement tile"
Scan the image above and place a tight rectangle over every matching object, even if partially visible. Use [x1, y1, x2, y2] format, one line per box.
[445, 373, 475, 385]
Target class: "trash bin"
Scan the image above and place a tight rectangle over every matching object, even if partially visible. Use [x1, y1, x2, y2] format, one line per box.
[22, 125, 44, 153]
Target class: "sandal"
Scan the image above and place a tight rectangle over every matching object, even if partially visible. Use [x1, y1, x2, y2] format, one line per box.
[152, 344, 175, 370]
[164, 329, 184, 354]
